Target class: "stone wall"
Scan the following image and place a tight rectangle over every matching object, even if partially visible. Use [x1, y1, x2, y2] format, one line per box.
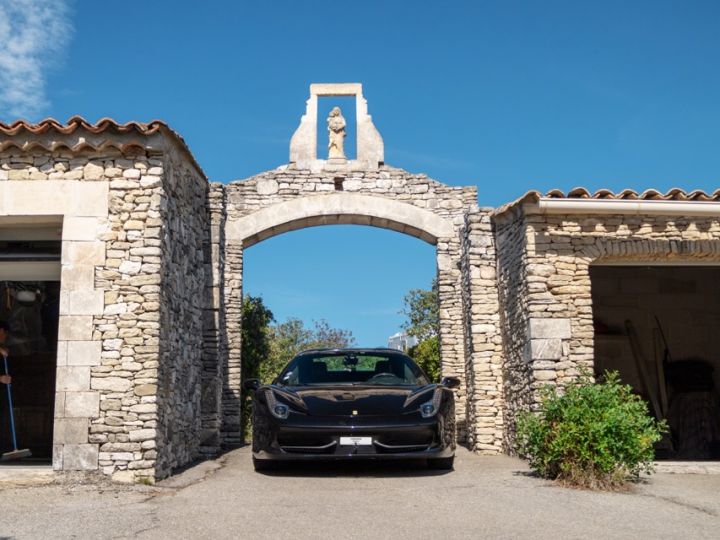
[223, 164, 478, 439]
[460, 209, 504, 453]
[0, 136, 211, 482]
[154, 146, 209, 478]
[493, 206, 720, 449]
[90, 151, 168, 482]
[493, 207, 533, 451]
[0, 147, 167, 479]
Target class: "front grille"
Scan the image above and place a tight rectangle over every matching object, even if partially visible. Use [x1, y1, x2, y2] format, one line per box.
[276, 426, 436, 455]
[374, 430, 434, 447]
[277, 433, 335, 447]
[277, 432, 337, 454]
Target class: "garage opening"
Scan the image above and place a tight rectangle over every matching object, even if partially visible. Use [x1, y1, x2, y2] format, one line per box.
[591, 265, 720, 461]
[0, 224, 61, 465]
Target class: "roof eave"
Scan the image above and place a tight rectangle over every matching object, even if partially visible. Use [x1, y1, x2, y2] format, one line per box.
[524, 198, 720, 217]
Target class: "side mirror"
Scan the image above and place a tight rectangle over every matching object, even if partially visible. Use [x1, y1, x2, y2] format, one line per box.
[440, 376, 460, 389]
[243, 378, 261, 391]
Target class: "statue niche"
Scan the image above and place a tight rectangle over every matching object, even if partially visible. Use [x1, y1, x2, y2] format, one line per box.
[327, 106, 346, 160]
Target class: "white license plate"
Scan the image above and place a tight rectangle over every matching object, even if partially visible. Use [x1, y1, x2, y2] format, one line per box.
[340, 436, 372, 446]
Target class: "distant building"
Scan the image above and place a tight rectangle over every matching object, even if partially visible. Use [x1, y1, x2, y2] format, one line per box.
[388, 332, 419, 351]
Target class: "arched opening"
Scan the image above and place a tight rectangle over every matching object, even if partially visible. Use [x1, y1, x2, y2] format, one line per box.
[216, 194, 467, 446]
[241, 225, 438, 438]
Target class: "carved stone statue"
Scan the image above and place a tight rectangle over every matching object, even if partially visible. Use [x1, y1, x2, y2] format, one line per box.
[327, 106, 346, 159]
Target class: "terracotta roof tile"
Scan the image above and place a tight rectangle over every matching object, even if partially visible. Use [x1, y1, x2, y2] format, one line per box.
[0, 116, 166, 137]
[0, 116, 205, 178]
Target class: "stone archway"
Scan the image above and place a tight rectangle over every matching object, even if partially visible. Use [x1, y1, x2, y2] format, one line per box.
[218, 181, 472, 442]
[199, 84, 499, 451]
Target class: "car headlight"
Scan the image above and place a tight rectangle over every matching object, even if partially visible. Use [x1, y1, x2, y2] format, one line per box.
[420, 388, 443, 418]
[265, 390, 290, 419]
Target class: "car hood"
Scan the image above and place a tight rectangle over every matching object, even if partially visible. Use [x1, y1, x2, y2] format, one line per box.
[272, 385, 436, 417]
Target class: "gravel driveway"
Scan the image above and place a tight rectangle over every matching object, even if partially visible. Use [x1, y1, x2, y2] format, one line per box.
[1, 447, 718, 539]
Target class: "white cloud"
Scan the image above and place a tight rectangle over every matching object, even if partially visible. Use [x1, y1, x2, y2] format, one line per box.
[0, 0, 72, 119]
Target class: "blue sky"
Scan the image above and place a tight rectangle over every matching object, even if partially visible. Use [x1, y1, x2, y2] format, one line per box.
[1, 0, 719, 345]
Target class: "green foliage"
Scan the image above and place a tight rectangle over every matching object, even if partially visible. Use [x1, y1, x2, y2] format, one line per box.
[409, 336, 440, 382]
[401, 277, 439, 341]
[240, 297, 355, 441]
[263, 317, 356, 384]
[241, 295, 275, 439]
[515, 371, 667, 489]
[241, 296, 275, 382]
[261, 317, 308, 384]
[402, 279, 441, 382]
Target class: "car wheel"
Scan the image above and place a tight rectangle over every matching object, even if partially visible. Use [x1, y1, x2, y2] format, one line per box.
[427, 456, 454, 470]
[253, 457, 275, 472]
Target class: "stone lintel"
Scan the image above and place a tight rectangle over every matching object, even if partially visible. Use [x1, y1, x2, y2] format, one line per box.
[310, 82, 363, 96]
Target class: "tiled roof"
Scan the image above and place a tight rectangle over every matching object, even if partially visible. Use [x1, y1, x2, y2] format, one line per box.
[541, 187, 720, 201]
[494, 187, 720, 216]
[0, 116, 167, 136]
[0, 116, 204, 176]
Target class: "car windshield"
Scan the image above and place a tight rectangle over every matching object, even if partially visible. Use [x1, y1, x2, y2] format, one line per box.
[277, 351, 430, 387]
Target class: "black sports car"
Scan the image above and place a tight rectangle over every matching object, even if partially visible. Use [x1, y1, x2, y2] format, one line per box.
[245, 348, 458, 471]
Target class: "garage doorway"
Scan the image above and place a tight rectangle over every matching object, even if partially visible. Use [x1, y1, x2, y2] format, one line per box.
[591, 265, 720, 461]
[0, 228, 61, 464]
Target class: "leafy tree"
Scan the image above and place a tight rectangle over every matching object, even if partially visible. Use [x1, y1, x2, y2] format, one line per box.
[262, 318, 355, 384]
[311, 319, 355, 351]
[401, 277, 439, 341]
[261, 318, 310, 384]
[401, 278, 441, 381]
[241, 295, 274, 439]
[409, 336, 440, 382]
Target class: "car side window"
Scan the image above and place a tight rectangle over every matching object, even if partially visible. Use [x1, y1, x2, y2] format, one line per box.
[282, 369, 299, 385]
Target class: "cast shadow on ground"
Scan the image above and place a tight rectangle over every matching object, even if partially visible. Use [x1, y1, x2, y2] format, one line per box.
[254, 459, 454, 478]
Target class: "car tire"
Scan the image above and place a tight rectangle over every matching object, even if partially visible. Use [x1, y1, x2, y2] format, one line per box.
[253, 457, 275, 472]
[427, 456, 454, 470]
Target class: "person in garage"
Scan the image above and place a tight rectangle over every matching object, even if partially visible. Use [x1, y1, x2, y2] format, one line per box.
[0, 321, 10, 385]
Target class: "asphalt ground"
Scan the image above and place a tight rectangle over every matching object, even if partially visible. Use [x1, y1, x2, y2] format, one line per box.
[1, 447, 719, 539]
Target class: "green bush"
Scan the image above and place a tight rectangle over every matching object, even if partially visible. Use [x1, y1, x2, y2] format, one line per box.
[515, 371, 667, 489]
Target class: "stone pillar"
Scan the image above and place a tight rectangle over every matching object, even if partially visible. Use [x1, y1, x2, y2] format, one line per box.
[437, 236, 467, 440]
[221, 241, 243, 446]
[460, 209, 504, 453]
[56, 222, 107, 472]
[199, 184, 227, 454]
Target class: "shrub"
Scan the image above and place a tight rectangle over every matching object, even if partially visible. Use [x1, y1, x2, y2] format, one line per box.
[515, 371, 667, 489]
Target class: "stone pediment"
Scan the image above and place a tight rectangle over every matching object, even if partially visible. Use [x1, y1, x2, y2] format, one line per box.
[289, 83, 384, 172]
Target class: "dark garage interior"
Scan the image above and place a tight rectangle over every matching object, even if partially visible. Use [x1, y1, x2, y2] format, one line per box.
[591, 265, 720, 461]
[0, 237, 61, 464]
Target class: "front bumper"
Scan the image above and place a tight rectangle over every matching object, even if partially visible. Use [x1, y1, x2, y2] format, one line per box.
[253, 415, 455, 462]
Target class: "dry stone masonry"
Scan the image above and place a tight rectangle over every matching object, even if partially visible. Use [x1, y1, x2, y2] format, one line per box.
[493, 194, 720, 449]
[2, 85, 719, 481]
